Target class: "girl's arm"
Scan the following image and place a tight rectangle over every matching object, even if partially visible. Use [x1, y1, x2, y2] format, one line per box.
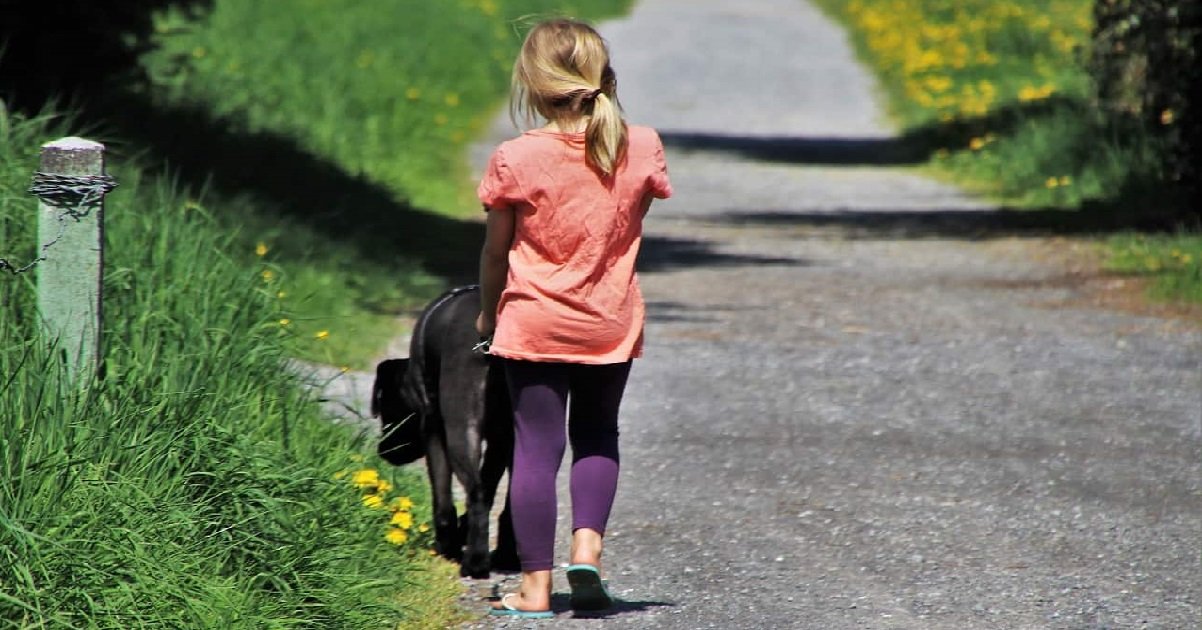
[476, 206, 515, 338]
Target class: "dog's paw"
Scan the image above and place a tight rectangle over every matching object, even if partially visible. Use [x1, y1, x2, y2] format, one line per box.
[460, 550, 491, 580]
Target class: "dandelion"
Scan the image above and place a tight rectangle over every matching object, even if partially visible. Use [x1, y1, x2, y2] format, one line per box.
[1058, 175, 1072, 187]
[418, 523, 430, 533]
[391, 496, 414, 511]
[315, 330, 330, 340]
[1045, 177, 1060, 189]
[386, 528, 409, 545]
[444, 93, 460, 107]
[279, 318, 291, 327]
[351, 469, 380, 488]
[969, 137, 986, 151]
[255, 242, 269, 257]
[390, 511, 414, 529]
[340, 365, 350, 373]
[405, 87, 422, 101]
[376, 479, 393, 494]
[277, 290, 287, 299]
[261, 269, 275, 282]
[362, 494, 385, 509]
[333, 469, 348, 480]
[1161, 109, 1175, 125]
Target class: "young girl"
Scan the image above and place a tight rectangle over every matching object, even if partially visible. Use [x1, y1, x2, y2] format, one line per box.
[476, 18, 672, 618]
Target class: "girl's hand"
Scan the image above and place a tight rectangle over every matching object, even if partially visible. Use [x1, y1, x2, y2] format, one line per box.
[475, 312, 495, 338]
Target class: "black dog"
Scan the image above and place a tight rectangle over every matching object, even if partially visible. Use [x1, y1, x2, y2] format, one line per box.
[371, 285, 518, 578]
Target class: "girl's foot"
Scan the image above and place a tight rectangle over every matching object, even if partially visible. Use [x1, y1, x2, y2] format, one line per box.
[489, 569, 552, 614]
[570, 527, 605, 572]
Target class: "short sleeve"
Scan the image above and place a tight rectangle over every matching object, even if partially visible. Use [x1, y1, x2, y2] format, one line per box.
[647, 133, 672, 199]
[477, 147, 523, 210]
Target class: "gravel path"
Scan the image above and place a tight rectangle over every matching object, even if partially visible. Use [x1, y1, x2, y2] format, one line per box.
[329, 1, 1202, 627]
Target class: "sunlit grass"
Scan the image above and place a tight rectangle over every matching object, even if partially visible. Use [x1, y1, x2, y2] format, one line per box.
[813, 0, 1162, 209]
[816, 0, 1199, 305]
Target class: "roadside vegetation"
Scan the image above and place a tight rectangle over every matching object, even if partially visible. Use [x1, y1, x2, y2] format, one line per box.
[2, 1, 629, 627]
[813, 0, 1201, 307]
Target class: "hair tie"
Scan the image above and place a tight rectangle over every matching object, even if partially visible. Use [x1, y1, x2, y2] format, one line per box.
[585, 88, 603, 101]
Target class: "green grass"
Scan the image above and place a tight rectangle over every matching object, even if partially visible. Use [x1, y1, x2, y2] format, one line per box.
[814, 0, 1200, 306]
[1105, 232, 1202, 303]
[1, 108, 452, 628]
[132, 0, 633, 367]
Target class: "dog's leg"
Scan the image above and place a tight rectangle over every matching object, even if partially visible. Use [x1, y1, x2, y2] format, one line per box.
[423, 420, 461, 561]
[442, 383, 492, 579]
[480, 431, 519, 572]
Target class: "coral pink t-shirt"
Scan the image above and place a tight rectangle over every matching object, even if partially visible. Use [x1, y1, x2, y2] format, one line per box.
[477, 125, 672, 364]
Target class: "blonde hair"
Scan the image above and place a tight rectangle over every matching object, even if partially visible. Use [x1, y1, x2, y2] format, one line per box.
[511, 19, 627, 175]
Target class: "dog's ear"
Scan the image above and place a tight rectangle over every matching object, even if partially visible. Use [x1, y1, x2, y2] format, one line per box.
[374, 358, 423, 466]
[371, 358, 409, 418]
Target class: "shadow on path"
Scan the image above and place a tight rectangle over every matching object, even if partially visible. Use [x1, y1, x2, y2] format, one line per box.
[544, 593, 675, 618]
[704, 207, 1179, 239]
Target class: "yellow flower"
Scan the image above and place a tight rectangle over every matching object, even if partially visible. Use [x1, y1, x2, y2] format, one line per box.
[315, 330, 330, 340]
[390, 511, 414, 529]
[362, 494, 385, 509]
[332, 469, 348, 480]
[444, 93, 460, 107]
[340, 365, 350, 373]
[386, 528, 409, 545]
[969, 137, 986, 151]
[1058, 175, 1072, 187]
[255, 242, 268, 257]
[279, 318, 291, 327]
[391, 496, 414, 511]
[351, 469, 379, 488]
[405, 87, 422, 101]
[375, 479, 393, 494]
[261, 269, 275, 282]
[1161, 109, 1175, 125]
[276, 290, 287, 299]
[1045, 177, 1060, 189]
[418, 523, 430, 533]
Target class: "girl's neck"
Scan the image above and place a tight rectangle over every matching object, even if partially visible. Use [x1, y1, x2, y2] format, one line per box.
[543, 117, 589, 133]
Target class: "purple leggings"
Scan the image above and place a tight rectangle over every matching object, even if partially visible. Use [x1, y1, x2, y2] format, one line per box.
[503, 359, 632, 572]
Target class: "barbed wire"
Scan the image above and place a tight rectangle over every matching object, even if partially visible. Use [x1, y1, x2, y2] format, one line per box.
[0, 172, 117, 275]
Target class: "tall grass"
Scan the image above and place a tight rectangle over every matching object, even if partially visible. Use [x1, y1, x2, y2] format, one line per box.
[1, 109, 453, 628]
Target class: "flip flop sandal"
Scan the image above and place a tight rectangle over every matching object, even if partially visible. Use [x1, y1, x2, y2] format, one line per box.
[566, 564, 615, 611]
[488, 593, 554, 619]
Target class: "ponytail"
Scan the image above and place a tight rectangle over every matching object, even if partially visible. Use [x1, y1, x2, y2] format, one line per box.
[584, 67, 627, 176]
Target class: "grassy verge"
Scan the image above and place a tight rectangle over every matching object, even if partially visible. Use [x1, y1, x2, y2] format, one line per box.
[813, 0, 1201, 306]
[131, 0, 633, 367]
[1, 109, 456, 627]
